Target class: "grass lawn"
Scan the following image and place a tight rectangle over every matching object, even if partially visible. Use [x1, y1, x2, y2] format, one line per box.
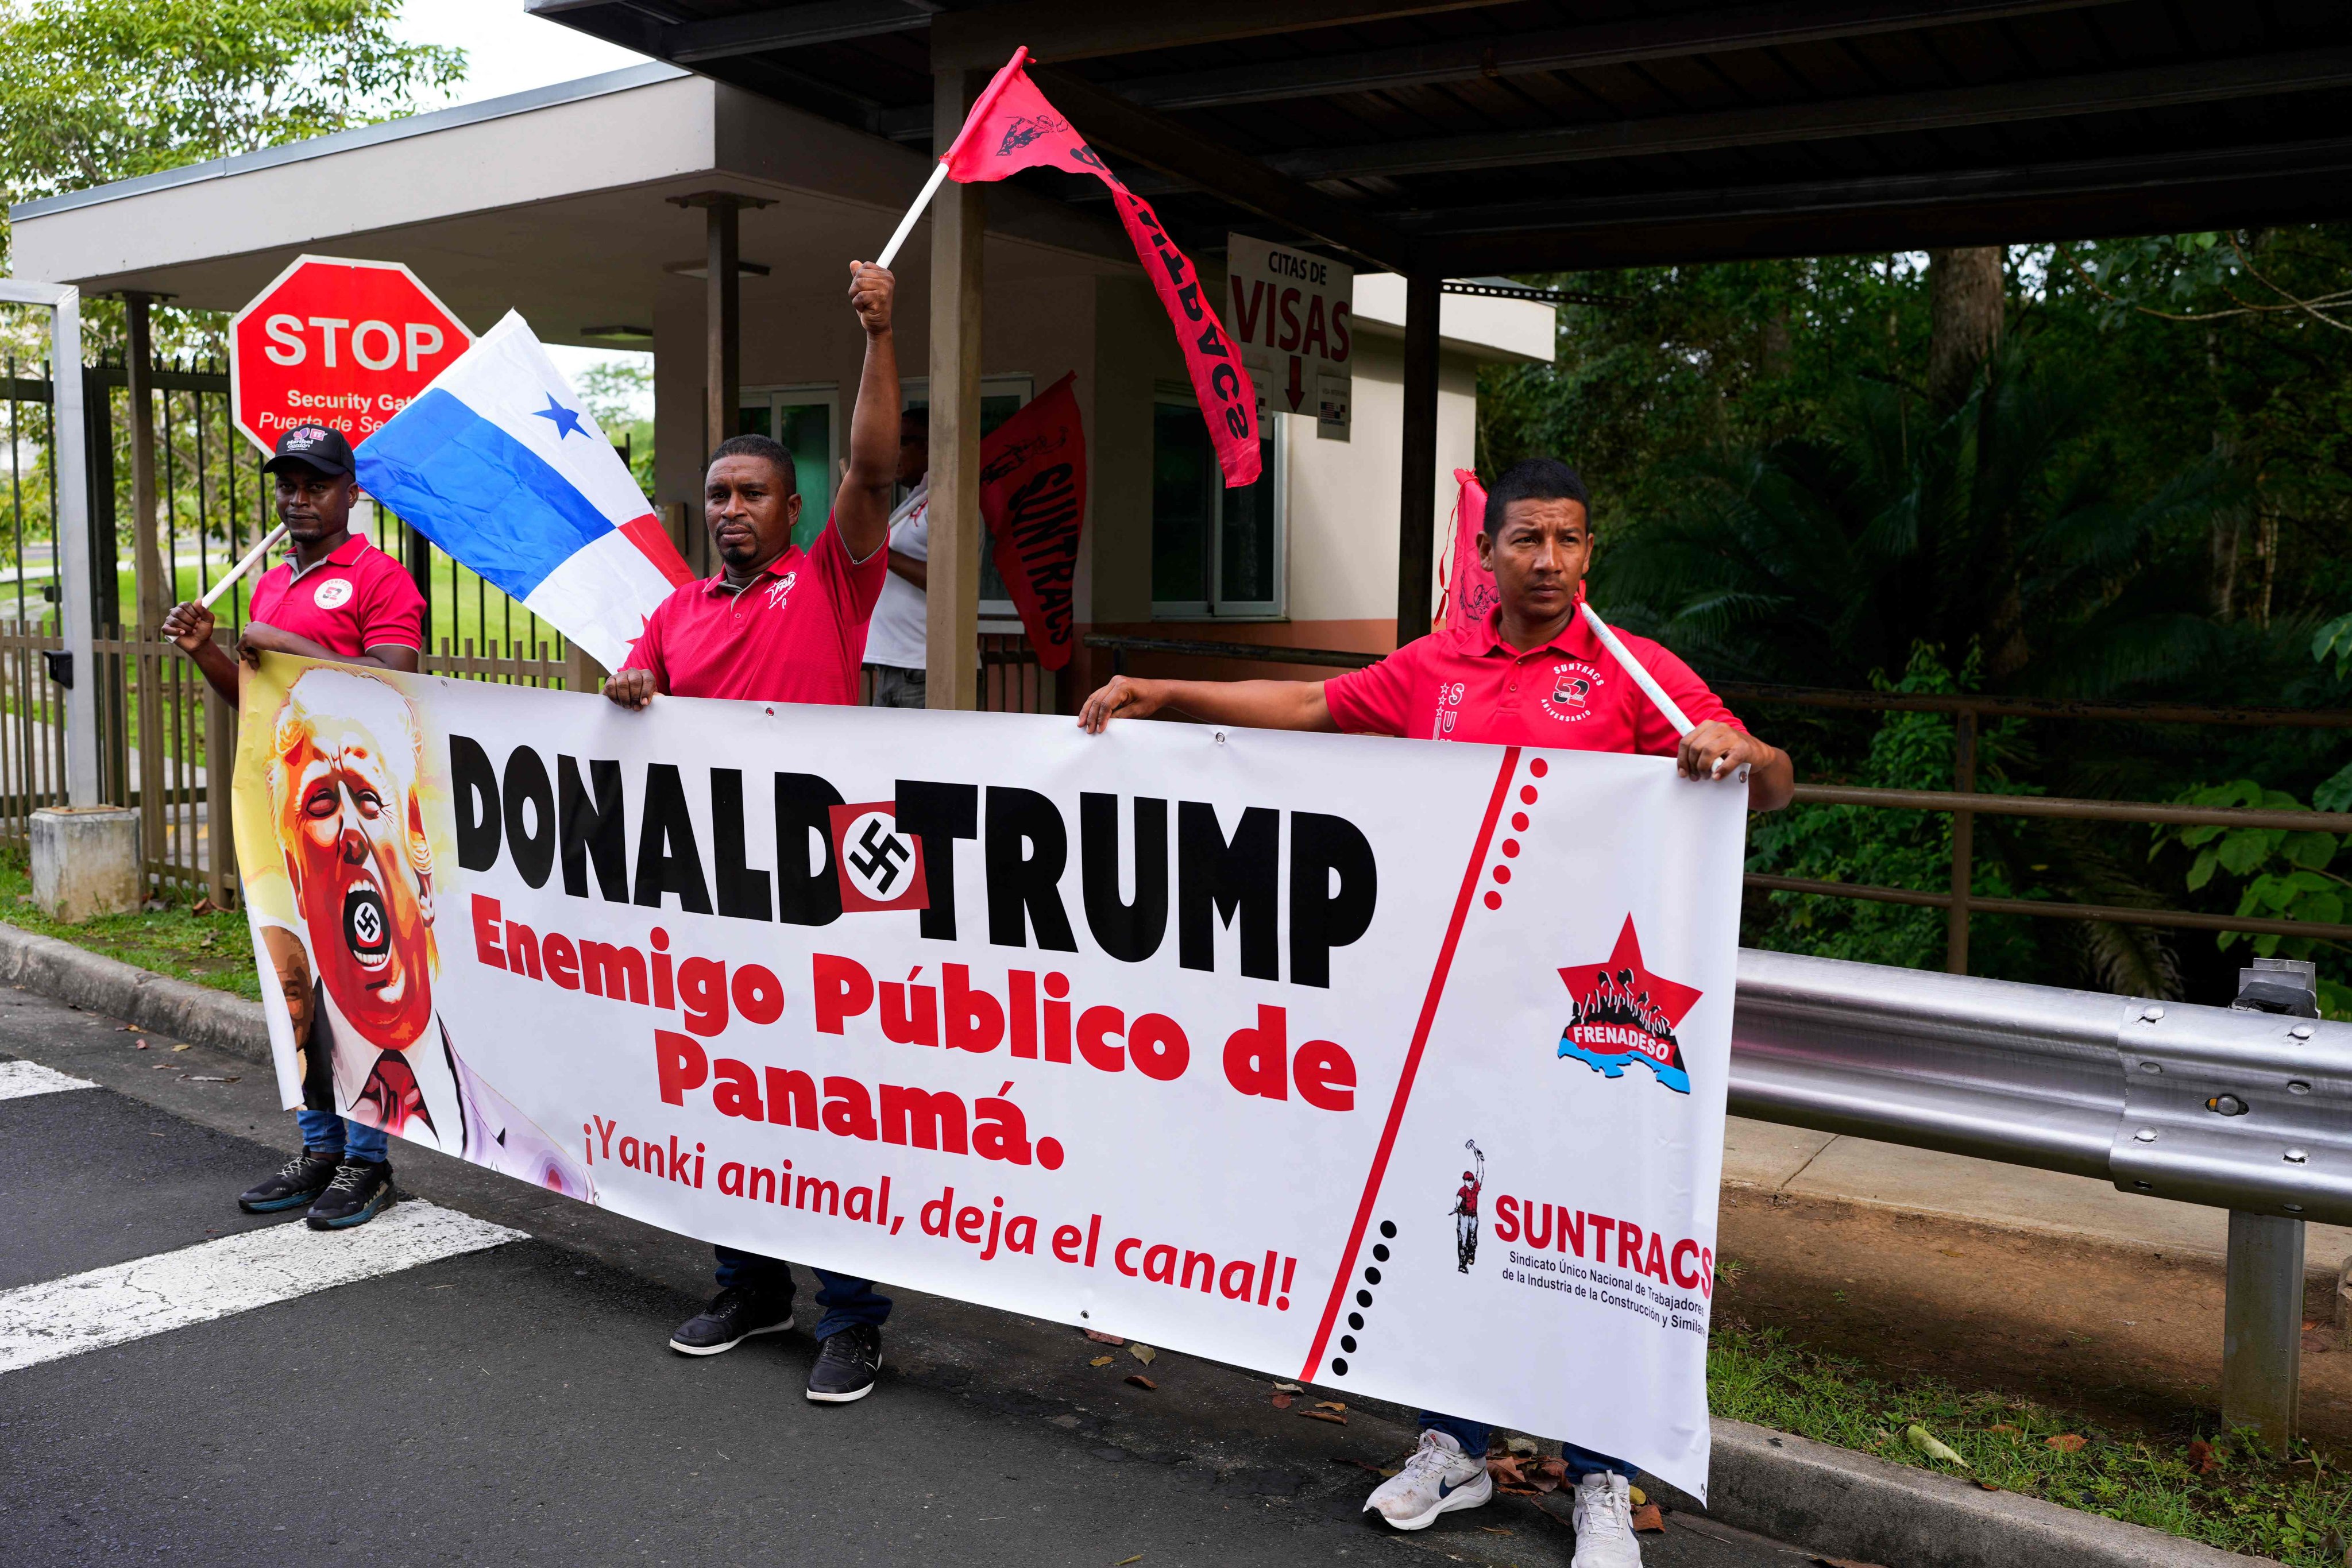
[1710, 1312, 2350, 1564]
[0, 845, 258, 1000]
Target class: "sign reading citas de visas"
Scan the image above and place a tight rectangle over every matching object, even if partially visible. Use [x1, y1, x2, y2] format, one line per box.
[233, 655, 1745, 1496]
[1228, 234, 1353, 440]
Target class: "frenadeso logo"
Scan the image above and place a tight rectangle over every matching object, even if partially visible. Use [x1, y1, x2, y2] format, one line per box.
[1557, 916, 1698, 1095]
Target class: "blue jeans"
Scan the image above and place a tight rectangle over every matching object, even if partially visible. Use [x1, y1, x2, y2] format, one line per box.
[713, 1246, 890, 1341]
[295, 1109, 388, 1163]
[1420, 1412, 1630, 1479]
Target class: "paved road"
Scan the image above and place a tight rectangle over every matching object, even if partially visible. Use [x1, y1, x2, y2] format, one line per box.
[0, 987, 1809, 1567]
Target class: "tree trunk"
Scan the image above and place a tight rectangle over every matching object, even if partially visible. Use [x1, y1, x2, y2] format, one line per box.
[1926, 247, 2006, 412]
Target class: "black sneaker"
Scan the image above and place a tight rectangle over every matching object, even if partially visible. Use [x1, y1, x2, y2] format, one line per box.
[239, 1146, 343, 1214]
[669, 1286, 794, 1356]
[806, 1322, 882, 1404]
[303, 1159, 395, 1230]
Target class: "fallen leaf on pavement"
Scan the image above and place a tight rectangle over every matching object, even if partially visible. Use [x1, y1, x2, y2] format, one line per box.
[1271, 1381, 1302, 1393]
[185, 1075, 237, 1083]
[1115, 1557, 1142, 1566]
[1905, 1424, 1968, 1466]
[1976, 1481, 2000, 1492]
[191, 897, 215, 916]
[1128, 1343, 1156, 1365]
[1487, 1455, 1534, 1493]
[1270, 1394, 1293, 1409]
[1627, 1484, 1645, 1505]
[1300, 1408, 1346, 1425]
[1086, 1330, 1126, 1345]
[1631, 1503, 1664, 1533]
[1539, 1458, 1570, 1482]
[2187, 1439, 2216, 1474]
[1126, 1374, 1156, 1391]
[2046, 1434, 2087, 1453]
[171, 1043, 191, 1052]
[1315, 1401, 1345, 1413]
[1088, 1355, 1113, 1367]
[134, 1040, 149, 1049]
[1505, 1436, 1539, 1455]
[1476, 1525, 1513, 1536]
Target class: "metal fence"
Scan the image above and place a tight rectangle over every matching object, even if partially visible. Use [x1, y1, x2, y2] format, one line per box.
[1086, 633, 2352, 969]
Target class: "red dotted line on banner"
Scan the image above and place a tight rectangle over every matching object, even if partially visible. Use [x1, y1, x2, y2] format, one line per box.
[1482, 756, 1547, 911]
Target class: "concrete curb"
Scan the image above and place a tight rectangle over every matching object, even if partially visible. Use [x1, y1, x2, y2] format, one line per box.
[0, 921, 269, 1065]
[0, 921, 2277, 1567]
[1655, 1418, 2273, 1568]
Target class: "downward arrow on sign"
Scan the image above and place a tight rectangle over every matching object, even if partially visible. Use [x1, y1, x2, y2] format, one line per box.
[1287, 355, 1304, 412]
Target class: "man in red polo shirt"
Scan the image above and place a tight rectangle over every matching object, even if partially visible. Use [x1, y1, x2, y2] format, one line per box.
[1079, 457, 1793, 1567]
[603, 259, 901, 1405]
[160, 422, 424, 1233]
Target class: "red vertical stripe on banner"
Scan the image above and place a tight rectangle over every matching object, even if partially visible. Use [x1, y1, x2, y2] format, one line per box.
[1298, 747, 1520, 1381]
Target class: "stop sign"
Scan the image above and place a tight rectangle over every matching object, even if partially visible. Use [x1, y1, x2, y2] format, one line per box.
[229, 254, 474, 454]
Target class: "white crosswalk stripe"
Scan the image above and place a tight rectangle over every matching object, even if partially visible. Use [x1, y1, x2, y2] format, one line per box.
[0, 1200, 524, 1374]
[0, 1059, 96, 1100]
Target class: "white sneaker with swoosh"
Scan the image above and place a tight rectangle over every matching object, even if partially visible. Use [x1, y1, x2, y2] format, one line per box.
[1569, 1470, 1644, 1566]
[1362, 1429, 1493, 1530]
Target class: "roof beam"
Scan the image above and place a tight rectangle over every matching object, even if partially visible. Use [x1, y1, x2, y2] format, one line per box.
[1026, 64, 1415, 270]
[1121, 0, 2121, 110]
[1401, 136, 2352, 238]
[664, 0, 941, 63]
[1266, 47, 2352, 181]
[929, 0, 1492, 73]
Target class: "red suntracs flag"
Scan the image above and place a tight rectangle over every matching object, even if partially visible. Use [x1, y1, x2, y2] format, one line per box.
[980, 372, 1087, 670]
[1438, 468, 1499, 636]
[941, 48, 1261, 488]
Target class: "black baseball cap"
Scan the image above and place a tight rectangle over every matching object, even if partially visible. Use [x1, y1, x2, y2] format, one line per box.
[262, 424, 354, 478]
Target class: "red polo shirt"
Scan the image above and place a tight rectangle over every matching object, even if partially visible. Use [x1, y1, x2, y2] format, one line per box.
[1323, 608, 1743, 754]
[620, 518, 887, 705]
[246, 533, 425, 655]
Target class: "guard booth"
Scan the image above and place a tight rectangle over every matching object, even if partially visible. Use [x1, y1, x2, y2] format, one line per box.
[7, 63, 1552, 715]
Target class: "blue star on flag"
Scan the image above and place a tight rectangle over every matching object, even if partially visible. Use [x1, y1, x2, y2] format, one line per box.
[532, 394, 589, 440]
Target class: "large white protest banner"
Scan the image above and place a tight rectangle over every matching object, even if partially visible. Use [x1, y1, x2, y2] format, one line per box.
[233, 656, 1746, 1493]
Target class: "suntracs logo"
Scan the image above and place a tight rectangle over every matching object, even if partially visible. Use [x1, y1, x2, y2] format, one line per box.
[1557, 916, 1700, 1095]
[997, 114, 1069, 157]
[1541, 659, 1605, 723]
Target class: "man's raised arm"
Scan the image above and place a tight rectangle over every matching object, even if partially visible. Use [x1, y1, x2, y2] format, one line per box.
[834, 261, 901, 563]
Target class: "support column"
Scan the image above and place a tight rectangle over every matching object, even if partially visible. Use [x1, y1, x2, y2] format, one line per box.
[1945, 708, 1977, 974]
[667, 193, 771, 464]
[123, 293, 167, 883]
[928, 68, 986, 711]
[1395, 269, 1441, 648]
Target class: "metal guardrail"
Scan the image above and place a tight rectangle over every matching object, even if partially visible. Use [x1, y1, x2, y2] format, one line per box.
[1085, 633, 2352, 961]
[1732, 948, 2335, 1447]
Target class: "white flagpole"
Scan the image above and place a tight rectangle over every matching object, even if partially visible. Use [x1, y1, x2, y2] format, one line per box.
[875, 161, 953, 271]
[198, 522, 288, 611]
[1577, 598, 1696, 737]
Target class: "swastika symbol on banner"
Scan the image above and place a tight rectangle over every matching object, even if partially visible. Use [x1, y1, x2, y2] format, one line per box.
[352, 905, 381, 945]
[841, 812, 917, 903]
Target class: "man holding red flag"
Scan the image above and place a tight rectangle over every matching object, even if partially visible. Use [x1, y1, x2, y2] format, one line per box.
[1080, 458, 1794, 1566]
[604, 259, 904, 1404]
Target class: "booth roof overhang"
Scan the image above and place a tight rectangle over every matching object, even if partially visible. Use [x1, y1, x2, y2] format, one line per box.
[3, 63, 1139, 342]
[530, 0, 2352, 275]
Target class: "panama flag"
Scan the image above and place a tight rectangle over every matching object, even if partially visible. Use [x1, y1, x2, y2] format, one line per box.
[354, 311, 693, 670]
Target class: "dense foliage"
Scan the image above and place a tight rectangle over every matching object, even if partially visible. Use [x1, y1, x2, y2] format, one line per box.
[1482, 234, 2352, 1004]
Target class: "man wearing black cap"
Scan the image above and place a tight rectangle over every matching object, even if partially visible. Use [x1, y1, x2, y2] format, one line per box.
[161, 422, 426, 1230]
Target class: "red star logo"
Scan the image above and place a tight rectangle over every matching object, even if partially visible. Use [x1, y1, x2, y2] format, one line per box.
[1557, 915, 1702, 1030]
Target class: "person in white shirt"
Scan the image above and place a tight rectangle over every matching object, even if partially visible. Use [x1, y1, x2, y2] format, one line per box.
[861, 408, 930, 707]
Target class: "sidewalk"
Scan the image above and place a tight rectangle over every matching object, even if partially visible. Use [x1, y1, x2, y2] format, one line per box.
[1726, 1116, 2352, 1279]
